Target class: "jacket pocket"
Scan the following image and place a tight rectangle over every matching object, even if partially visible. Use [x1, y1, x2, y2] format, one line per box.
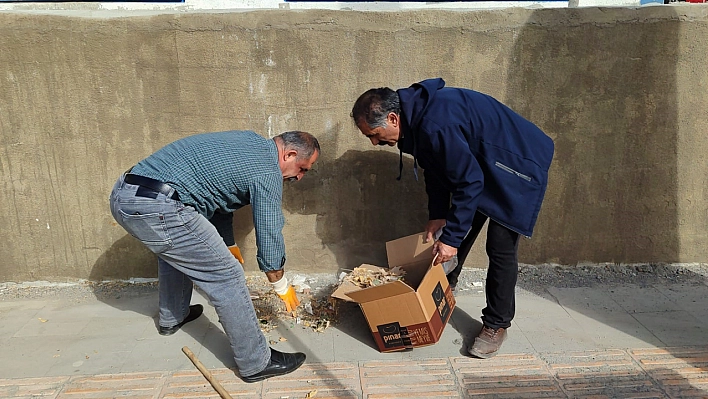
[495, 161, 533, 183]
[475, 146, 547, 236]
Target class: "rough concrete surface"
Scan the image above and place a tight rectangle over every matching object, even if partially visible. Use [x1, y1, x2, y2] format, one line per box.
[2, 6, 708, 281]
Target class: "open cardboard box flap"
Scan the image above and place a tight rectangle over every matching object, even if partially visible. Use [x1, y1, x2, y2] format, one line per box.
[385, 233, 434, 268]
[331, 233, 435, 303]
[345, 279, 413, 303]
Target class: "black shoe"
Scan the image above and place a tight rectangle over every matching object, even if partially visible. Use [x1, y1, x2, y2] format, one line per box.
[242, 348, 306, 383]
[158, 304, 204, 336]
[447, 277, 458, 292]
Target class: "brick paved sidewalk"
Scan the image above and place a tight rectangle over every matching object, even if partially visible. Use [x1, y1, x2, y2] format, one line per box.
[3, 346, 708, 398]
[3, 273, 708, 398]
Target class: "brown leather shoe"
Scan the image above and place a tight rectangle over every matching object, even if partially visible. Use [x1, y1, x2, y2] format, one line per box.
[468, 326, 506, 359]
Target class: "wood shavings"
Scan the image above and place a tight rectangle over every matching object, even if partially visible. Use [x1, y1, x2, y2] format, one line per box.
[298, 296, 337, 333]
[343, 266, 406, 288]
[246, 275, 338, 334]
[302, 318, 330, 333]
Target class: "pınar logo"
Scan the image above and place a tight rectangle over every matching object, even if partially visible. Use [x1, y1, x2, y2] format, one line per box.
[432, 282, 450, 320]
[377, 322, 412, 349]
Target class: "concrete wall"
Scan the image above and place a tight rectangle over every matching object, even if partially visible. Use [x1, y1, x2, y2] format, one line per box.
[0, 0, 641, 13]
[1, 6, 707, 282]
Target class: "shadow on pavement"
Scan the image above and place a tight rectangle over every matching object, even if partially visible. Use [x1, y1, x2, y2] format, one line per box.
[449, 307, 485, 357]
[329, 301, 382, 352]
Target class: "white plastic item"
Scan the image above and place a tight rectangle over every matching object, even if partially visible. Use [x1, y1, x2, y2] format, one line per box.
[433, 228, 459, 275]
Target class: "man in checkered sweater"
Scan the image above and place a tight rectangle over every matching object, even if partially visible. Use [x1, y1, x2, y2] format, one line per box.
[109, 130, 319, 382]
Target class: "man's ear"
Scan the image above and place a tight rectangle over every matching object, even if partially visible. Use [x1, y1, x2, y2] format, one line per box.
[284, 149, 298, 161]
[388, 112, 399, 128]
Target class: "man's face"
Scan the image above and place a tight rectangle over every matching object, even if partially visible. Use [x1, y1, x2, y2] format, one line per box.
[280, 150, 319, 182]
[357, 112, 400, 147]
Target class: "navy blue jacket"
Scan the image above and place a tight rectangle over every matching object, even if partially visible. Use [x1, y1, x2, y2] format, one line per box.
[396, 78, 554, 247]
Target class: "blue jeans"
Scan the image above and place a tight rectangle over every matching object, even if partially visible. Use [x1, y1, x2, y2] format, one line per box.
[109, 174, 270, 376]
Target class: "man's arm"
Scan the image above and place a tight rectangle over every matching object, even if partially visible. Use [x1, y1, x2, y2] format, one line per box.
[250, 173, 300, 312]
[430, 126, 484, 249]
[209, 211, 246, 264]
[250, 173, 287, 275]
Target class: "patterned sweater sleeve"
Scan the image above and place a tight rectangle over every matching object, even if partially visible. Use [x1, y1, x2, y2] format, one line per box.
[250, 171, 286, 272]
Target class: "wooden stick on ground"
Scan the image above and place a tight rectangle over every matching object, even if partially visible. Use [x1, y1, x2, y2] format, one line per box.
[182, 346, 234, 399]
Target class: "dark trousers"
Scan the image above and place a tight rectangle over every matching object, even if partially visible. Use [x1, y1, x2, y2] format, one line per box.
[447, 211, 520, 330]
[209, 210, 235, 246]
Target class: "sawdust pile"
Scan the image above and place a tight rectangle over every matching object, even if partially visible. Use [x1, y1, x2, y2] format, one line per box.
[246, 275, 340, 334]
[342, 266, 406, 288]
[247, 267, 406, 336]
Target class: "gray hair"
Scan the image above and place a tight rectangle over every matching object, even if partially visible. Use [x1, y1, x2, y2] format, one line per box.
[351, 87, 400, 129]
[275, 131, 320, 160]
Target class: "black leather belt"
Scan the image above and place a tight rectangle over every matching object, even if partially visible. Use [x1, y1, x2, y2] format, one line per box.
[124, 173, 179, 200]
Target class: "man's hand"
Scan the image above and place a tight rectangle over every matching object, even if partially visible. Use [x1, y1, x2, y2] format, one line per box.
[432, 241, 458, 265]
[424, 219, 447, 243]
[269, 274, 300, 313]
[277, 286, 300, 313]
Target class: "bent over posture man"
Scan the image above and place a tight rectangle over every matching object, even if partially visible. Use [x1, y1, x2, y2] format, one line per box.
[109, 130, 319, 381]
[351, 78, 554, 358]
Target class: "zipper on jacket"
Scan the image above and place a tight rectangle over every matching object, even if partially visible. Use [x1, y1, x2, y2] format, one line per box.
[495, 161, 532, 182]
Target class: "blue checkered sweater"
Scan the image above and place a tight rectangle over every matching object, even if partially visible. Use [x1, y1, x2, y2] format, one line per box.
[131, 130, 285, 272]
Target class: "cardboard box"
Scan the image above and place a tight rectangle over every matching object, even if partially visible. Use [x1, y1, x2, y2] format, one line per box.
[332, 233, 456, 352]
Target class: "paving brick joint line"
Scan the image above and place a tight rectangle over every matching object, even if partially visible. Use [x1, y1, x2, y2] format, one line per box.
[2, 346, 708, 398]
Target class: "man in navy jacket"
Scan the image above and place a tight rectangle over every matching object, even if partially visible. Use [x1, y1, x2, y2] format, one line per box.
[351, 78, 554, 358]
